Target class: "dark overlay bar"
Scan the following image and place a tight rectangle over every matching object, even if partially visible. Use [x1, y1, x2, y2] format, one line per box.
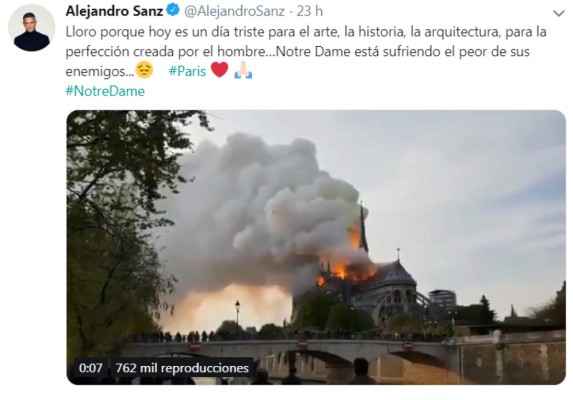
[74, 357, 109, 378]
[109, 357, 255, 378]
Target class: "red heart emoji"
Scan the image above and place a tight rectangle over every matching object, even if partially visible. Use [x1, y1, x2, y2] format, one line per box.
[211, 62, 228, 77]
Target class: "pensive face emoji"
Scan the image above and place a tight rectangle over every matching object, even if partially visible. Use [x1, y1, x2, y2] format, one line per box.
[135, 61, 153, 78]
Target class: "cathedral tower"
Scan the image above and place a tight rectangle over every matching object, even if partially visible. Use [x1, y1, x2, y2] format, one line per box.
[359, 203, 369, 253]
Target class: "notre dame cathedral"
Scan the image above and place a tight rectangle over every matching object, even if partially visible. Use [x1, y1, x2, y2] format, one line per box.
[292, 204, 435, 327]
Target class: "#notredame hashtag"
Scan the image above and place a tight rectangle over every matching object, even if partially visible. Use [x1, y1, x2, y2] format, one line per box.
[63, 85, 146, 97]
[169, 66, 177, 76]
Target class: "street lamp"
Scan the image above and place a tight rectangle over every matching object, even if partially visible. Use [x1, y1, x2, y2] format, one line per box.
[235, 300, 240, 338]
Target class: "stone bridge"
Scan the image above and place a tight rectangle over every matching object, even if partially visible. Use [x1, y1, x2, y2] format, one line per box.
[120, 330, 565, 384]
[121, 339, 460, 383]
[121, 339, 457, 363]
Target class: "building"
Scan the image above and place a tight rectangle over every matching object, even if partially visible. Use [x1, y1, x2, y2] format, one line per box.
[428, 289, 457, 312]
[503, 304, 535, 325]
[292, 204, 436, 327]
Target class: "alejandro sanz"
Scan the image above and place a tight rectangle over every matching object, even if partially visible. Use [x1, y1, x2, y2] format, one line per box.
[66, 5, 164, 19]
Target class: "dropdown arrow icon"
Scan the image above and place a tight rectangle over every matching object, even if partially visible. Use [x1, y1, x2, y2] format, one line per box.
[554, 10, 565, 17]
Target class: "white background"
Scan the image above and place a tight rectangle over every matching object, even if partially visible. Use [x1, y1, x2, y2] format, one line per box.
[0, 0, 570, 398]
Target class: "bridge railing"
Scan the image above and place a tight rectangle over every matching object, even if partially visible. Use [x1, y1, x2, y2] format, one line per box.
[123, 331, 450, 344]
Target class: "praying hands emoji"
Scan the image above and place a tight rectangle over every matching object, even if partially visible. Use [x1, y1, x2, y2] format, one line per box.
[234, 61, 253, 79]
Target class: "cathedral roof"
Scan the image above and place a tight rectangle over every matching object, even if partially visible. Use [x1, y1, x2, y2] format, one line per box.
[371, 259, 417, 285]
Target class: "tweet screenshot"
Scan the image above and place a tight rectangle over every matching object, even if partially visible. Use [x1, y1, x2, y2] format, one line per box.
[1, 0, 569, 397]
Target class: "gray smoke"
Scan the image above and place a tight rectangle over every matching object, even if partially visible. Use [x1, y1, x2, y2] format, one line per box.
[156, 133, 369, 299]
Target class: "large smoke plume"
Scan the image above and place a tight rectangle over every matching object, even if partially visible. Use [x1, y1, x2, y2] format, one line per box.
[157, 133, 369, 304]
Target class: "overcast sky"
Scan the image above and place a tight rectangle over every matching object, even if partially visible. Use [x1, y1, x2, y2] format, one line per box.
[162, 110, 565, 331]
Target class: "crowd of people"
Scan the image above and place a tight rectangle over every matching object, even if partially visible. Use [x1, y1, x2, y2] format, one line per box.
[126, 329, 449, 343]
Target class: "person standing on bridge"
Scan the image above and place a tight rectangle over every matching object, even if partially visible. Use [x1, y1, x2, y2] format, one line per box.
[348, 358, 378, 384]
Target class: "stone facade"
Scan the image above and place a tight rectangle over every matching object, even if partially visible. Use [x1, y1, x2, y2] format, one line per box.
[459, 331, 565, 384]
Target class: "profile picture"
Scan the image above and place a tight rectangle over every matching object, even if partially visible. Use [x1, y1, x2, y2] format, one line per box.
[8, 5, 55, 52]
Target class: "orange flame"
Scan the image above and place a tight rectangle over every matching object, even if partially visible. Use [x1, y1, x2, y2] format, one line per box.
[332, 264, 346, 279]
[325, 263, 376, 282]
[348, 226, 360, 248]
[316, 222, 376, 285]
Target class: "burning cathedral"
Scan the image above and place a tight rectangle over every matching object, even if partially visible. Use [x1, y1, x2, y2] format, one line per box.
[292, 204, 434, 328]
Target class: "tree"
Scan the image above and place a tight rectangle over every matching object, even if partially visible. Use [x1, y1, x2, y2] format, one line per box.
[479, 295, 497, 324]
[454, 304, 482, 323]
[67, 191, 173, 363]
[67, 110, 212, 228]
[292, 292, 341, 330]
[386, 312, 419, 334]
[353, 308, 375, 331]
[529, 291, 565, 326]
[424, 321, 450, 337]
[454, 296, 497, 325]
[326, 304, 354, 331]
[325, 305, 375, 332]
[216, 320, 244, 336]
[258, 323, 284, 339]
[67, 110, 212, 364]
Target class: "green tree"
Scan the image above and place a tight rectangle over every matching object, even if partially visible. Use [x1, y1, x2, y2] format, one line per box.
[529, 291, 565, 326]
[67, 110, 212, 364]
[326, 304, 355, 331]
[325, 305, 375, 332]
[454, 296, 497, 325]
[454, 304, 482, 323]
[479, 295, 497, 324]
[216, 320, 244, 336]
[292, 292, 341, 330]
[258, 323, 284, 339]
[67, 190, 173, 363]
[67, 110, 212, 228]
[353, 308, 375, 331]
[386, 312, 419, 334]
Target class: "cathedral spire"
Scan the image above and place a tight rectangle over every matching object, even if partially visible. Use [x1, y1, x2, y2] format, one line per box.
[510, 304, 517, 317]
[327, 260, 331, 275]
[359, 202, 369, 253]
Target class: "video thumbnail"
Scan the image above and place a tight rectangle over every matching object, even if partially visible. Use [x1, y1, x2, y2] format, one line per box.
[67, 110, 565, 385]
